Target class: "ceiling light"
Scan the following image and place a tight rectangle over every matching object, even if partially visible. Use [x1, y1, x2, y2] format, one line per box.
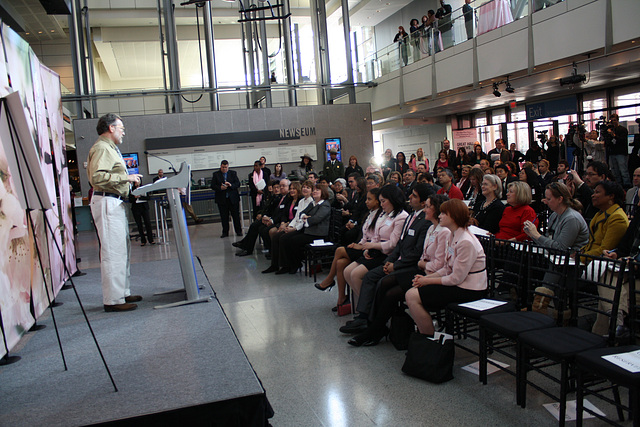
[38, 31, 43, 34]
[505, 81, 515, 93]
[492, 83, 501, 97]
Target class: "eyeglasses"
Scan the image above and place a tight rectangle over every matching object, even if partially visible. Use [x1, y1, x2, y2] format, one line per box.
[112, 124, 125, 131]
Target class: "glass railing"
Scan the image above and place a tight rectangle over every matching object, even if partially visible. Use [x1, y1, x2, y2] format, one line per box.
[357, 0, 530, 82]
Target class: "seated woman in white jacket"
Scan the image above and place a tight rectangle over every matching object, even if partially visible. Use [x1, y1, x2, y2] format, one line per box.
[406, 198, 488, 336]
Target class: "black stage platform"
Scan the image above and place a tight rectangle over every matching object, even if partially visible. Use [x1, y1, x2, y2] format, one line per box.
[0, 259, 272, 426]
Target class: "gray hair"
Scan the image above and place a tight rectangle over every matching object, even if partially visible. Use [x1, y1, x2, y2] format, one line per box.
[482, 174, 503, 199]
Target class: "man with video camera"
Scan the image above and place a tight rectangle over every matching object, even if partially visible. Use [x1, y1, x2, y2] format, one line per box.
[604, 113, 631, 188]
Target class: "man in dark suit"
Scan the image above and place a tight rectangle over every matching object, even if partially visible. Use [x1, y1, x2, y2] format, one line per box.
[403, 169, 417, 200]
[322, 148, 344, 183]
[487, 138, 511, 166]
[340, 183, 431, 333]
[211, 160, 242, 238]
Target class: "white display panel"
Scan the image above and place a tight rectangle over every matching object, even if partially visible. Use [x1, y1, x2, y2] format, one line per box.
[146, 142, 318, 174]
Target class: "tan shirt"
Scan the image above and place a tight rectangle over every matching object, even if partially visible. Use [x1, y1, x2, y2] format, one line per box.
[87, 135, 130, 197]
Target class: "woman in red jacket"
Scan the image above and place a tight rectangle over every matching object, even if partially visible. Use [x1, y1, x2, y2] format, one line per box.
[495, 181, 538, 241]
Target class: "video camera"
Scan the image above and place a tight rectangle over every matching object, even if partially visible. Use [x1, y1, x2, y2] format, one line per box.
[535, 129, 548, 147]
[595, 115, 615, 143]
[565, 121, 587, 147]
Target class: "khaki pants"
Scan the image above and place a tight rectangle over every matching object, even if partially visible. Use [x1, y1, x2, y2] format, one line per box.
[591, 269, 635, 335]
[91, 195, 131, 305]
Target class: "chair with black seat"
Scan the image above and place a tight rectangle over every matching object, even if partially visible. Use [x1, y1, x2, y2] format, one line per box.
[304, 208, 344, 281]
[477, 244, 573, 387]
[517, 254, 628, 426]
[575, 259, 640, 426]
[444, 236, 527, 357]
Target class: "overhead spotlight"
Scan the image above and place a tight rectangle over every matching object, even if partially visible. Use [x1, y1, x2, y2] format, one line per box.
[505, 81, 515, 94]
[492, 83, 501, 97]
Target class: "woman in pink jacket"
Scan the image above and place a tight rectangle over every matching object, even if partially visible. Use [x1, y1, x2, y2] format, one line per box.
[343, 185, 408, 302]
[314, 188, 383, 311]
[406, 198, 488, 336]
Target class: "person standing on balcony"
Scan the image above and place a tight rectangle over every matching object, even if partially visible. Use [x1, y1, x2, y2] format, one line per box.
[435, 0, 453, 49]
[393, 26, 409, 66]
[463, 0, 474, 40]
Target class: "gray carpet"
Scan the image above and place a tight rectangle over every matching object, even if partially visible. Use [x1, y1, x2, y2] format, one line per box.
[0, 258, 265, 426]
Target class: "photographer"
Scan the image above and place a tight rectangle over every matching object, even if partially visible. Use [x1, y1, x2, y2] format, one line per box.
[604, 114, 631, 188]
[585, 130, 606, 163]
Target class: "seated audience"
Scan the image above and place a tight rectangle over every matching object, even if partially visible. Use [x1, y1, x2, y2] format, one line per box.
[523, 182, 589, 252]
[341, 186, 409, 309]
[340, 184, 430, 334]
[464, 167, 484, 206]
[495, 164, 516, 201]
[348, 194, 450, 346]
[234, 180, 282, 255]
[581, 180, 629, 258]
[314, 188, 382, 310]
[456, 164, 471, 196]
[471, 174, 505, 234]
[436, 168, 463, 200]
[495, 181, 538, 241]
[405, 199, 488, 336]
[519, 167, 544, 212]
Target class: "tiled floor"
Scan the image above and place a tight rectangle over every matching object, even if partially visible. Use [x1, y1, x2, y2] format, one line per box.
[76, 222, 602, 426]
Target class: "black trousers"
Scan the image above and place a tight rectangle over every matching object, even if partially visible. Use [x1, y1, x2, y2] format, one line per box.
[217, 197, 241, 234]
[131, 203, 154, 244]
[279, 231, 317, 271]
[269, 230, 287, 269]
[240, 220, 272, 252]
[366, 267, 420, 337]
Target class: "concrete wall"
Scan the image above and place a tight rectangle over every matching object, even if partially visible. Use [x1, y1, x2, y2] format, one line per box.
[74, 103, 373, 196]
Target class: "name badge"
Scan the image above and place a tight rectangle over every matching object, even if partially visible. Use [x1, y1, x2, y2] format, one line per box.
[448, 246, 455, 256]
[429, 235, 436, 243]
[280, 204, 285, 208]
[408, 229, 415, 236]
[384, 219, 392, 226]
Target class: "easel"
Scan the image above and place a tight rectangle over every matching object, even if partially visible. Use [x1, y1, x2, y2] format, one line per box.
[133, 162, 209, 309]
[0, 92, 117, 391]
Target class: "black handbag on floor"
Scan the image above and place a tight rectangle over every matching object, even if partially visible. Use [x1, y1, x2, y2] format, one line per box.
[388, 310, 415, 350]
[401, 332, 454, 383]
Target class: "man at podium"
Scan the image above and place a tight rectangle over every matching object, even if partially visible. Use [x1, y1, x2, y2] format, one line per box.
[87, 113, 143, 312]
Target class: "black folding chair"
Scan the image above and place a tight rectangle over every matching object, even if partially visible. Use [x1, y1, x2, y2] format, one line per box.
[575, 259, 640, 426]
[444, 236, 526, 357]
[517, 254, 627, 426]
[478, 244, 573, 388]
[304, 208, 343, 281]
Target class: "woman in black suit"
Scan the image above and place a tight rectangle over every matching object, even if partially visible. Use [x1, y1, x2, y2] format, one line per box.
[345, 155, 364, 177]
[276, 185, 332, 275]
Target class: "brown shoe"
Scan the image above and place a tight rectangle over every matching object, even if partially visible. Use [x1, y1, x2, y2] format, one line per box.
[104, 303, 137, 312]
[532, 287, 555, 315]
[125, 295, 143, 303]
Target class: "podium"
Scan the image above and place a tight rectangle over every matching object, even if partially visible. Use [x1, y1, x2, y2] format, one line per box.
[133, 162, 209, 309]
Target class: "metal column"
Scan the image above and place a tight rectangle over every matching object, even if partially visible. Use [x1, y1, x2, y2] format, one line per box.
[340, 0, 355, 103]
[81, 0, 98, 116]
[258, 9, 272, 107]
[310, 0, 331, 104]
[202, 2, 220, 111]
[281, 0, 296, 106]
[68, 0, 85, 118]
[162, 0, 182, 113]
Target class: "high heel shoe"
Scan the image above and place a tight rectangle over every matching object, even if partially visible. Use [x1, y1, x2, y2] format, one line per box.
[331, 297, 348, 312]
[314, 280, 335, 292]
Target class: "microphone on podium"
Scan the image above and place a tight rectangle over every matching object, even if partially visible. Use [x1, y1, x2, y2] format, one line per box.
[144, 150, 176, 173]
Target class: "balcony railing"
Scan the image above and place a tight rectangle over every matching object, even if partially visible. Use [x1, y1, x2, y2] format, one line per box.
[357, 0, 534, 81]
